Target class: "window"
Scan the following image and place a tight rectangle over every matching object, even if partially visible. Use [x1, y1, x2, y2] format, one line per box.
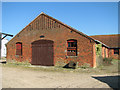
[16, 42, 22, 55]
[114, 49, 119, 55]
[67, 39, 77, 56]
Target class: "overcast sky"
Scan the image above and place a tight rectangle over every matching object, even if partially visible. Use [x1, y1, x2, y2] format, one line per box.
[2, 2, 118, 40]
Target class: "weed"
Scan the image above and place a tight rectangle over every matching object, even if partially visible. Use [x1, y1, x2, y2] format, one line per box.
[103, 57, 113, 65]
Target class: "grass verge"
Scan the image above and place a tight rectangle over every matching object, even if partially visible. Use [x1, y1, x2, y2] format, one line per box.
[1, 59, 120, 74]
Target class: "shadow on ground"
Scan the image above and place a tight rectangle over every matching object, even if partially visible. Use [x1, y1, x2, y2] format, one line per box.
[92, 75, 120, 89]
[63, 61, 76, 69]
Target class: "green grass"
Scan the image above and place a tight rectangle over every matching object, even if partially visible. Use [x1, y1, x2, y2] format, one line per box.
[1, 59, 120, 74]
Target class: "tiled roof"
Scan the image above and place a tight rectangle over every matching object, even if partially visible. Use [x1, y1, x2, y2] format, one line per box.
[90, 34, 120, 48]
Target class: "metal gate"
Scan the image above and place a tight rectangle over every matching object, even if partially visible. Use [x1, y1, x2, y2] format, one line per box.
[31, 40, 54, 66]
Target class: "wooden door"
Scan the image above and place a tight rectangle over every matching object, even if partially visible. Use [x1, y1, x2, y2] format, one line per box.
[31, 40, 54, 66]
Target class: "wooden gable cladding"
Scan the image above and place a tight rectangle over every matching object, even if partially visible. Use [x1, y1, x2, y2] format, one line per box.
[25, 14, 61, 31]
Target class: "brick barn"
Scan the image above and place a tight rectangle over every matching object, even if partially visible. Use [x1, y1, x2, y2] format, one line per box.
[6, 12, 113, 68]
[91, 34, 120, 60]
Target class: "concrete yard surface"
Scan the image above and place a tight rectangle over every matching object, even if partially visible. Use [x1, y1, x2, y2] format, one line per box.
[2, 66, 119, 88]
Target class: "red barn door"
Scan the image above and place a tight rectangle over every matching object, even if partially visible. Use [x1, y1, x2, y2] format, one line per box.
[31, 40, 54, 66]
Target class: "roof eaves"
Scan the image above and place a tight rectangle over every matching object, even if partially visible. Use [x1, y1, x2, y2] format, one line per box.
[94, 40, 109, 48]
[6, 12, 43, 45]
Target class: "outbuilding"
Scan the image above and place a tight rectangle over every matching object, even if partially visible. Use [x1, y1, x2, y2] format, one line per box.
[6, 12, 109, 67]
[91, 34, 120, 60]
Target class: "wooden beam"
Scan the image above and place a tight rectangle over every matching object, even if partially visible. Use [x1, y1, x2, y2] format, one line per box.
[0, 32, 13, 59]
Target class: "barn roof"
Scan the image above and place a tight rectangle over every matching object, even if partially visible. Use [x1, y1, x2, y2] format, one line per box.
[40, 12, 95, 41]
[90, 34, 120, 48]
[6, 12, 109, 47]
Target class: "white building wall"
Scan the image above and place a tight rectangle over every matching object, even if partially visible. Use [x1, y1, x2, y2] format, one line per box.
[1, 38, 8, 57]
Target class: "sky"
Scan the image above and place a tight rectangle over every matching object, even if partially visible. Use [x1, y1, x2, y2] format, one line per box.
[2, 2, 118, 40]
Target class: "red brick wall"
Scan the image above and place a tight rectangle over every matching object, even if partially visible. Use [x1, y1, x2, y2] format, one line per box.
[106, 48, 108, 58]
[93, 43, 96, 68]
[102, 47, 109, 58]
[6, 14, 96, 67]
[102, 47, 105, 58]
[109, 49, 120, 60]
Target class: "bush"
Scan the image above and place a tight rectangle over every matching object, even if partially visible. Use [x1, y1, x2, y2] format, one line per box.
[103, 57, 113, 65]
